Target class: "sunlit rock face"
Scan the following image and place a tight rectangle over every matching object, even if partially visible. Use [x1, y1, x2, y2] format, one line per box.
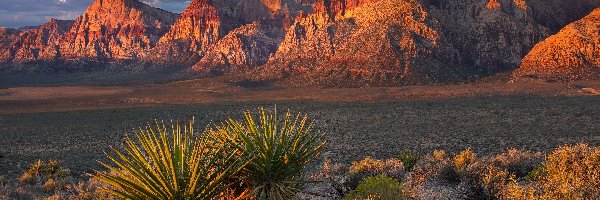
[191, 17, 288, 74]
[0, 28, 22, 63]
[258, 0, 464, 87]
[515, 8, 600, 81]
[12, 19, 75, 62]
[150, 0, 302, 67]
[0, 20, 74, 63]
[1, 0, 599, 85]
[58, 0, 178, 61]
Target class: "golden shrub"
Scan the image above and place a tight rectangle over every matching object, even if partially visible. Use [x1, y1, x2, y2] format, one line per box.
[500, 144, 600, 199]
[454, 148, 477, 172]
[538, 144, 600, 199]
[42, 179, 58, 192]
[350, 156, 386, 176]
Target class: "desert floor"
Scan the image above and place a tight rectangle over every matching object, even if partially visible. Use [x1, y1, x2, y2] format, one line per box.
[1, 78, 599, 180]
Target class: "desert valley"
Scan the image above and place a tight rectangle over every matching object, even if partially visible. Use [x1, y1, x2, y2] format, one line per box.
[0, 0, 600, 199]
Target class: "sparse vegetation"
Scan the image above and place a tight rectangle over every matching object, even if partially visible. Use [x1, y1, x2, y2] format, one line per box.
[347, 157, 405, 189]
[1, 100, 600, 199]
[208, 108, 326, 199]
[344, 175, 406, 200]
[397, 151, 419, 171]
[95, 119, 248, 199]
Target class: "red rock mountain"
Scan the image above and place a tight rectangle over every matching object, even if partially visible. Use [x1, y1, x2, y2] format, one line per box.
[0, 0, 599, 86]
[0, 19, 74, 63]
[59, 0, 178, 61]
[426, 0, 551, 73]
[514, 8, 600, 81]
[150, 0, 299, 66]
[257, 0, 462, 86]
[191, 18, 287, 74]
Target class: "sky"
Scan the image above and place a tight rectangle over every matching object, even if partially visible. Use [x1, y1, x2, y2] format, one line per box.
[0, 0, 191, 28]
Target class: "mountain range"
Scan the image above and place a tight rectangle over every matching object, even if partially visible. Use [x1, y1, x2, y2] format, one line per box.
[0, 0, 598, 86]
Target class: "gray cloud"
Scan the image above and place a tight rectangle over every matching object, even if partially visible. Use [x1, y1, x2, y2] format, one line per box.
[0, 0, 189, 28]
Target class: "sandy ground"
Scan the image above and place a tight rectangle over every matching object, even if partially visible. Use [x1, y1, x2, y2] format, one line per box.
[0, 78, 599, 114]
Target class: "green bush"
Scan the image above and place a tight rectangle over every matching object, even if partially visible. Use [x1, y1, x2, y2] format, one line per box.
[95, 119, 248, 199]
[344, 175, 405, 200]
[397, 151, 419, 171]
[209, 108, 326, 199]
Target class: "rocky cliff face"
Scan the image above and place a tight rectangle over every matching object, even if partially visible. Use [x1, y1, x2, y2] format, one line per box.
[257, 0, 462, 86]
[514, 8, 600, 81]
[150, 0, 300, 65]
[59, 0, 178, 61]
[0, 28, 21, 63]
[0, 20, 74, 63]
[13, 19, 74, 62]
[426, 0, 550, 73]
[192, 17, 287, 74]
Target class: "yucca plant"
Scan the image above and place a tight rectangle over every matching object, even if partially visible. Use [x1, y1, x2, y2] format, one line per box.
[208, 108, 327, 199]
[95, 118, 248, 199]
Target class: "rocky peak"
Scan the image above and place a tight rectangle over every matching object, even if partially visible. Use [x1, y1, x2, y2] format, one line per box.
[59, 0, 178, 61]
[12, 19, 75, 62]
[260, 0, 462, 86]
[515, 8, 600, 81]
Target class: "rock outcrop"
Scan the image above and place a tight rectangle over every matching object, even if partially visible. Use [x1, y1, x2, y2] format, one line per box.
[13, 19, 74, 62]
[514, 8, 600, 81]
[59, 0, 178, 61]
[0, 28, 21, 63]
[0, 19, 74, 63]
[259, 0, 462, 86]
[426, 0, 550, 73]
[192, 18, 287, 74]
[150, 0, 300, 66]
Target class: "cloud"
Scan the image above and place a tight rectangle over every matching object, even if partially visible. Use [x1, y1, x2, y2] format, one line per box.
[0, 0, 189, 28]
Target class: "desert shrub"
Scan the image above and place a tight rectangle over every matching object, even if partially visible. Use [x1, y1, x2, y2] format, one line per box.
[478, 165, 516, 197]
[95, 119, 248, 199]
[310, 159, 349, 197]
[208, 108, 326, 199]
[488, 148, 543, 179]
[70, 177, 115, 200]
[347, 157, 405, 189]
[453, 148, 477, 172]
[404, 149, 454, 199]
[397, 151, 419, 171]
[539, 144, 600, 197]
[42, 178, 58, 192]
[344, 175, 405, 200]
[18, 160, 70, 188]
[499, 144, 600, 199]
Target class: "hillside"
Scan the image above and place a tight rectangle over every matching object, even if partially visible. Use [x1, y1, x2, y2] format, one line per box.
[514, 8, 600, 81]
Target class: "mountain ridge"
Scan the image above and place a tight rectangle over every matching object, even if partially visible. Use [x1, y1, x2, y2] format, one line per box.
[0, 0, 598, 86]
